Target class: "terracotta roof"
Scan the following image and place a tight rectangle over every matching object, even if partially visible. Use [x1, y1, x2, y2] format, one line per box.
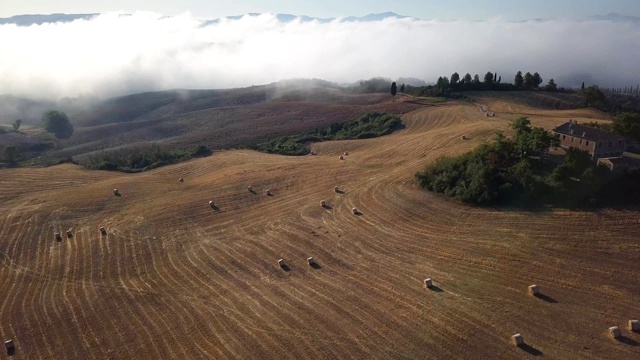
[553, 121, 621, 141]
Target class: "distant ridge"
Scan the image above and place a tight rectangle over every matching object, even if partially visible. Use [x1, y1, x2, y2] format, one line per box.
[0, 13, 97, 26]
[0, 12, 414, 27]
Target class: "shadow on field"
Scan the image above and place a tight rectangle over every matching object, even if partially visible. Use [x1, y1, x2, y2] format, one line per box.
[310, 262, 322, 270]
[534, 293, 558, 303]
[517, 343, 543, 356]
[617, 336, 639, 346]
[335, 189, 345, 194]
[280, 264, 291, 272]
[210, 204, 220, 212]
[322, 204, 333, 210]
[428, 285, 444, 293]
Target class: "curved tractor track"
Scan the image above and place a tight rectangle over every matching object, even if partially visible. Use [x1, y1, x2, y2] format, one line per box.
[1, 97, 639, 359]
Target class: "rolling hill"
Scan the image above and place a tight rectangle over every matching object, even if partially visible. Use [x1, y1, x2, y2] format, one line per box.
[0, 94, 638, 359]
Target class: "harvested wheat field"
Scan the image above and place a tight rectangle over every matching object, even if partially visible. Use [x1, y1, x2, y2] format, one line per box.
[1, 97, 639, 359]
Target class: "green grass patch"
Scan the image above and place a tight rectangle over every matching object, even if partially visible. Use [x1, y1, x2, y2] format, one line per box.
[252, 112, 404, 156]
[85, 144, 211, 173]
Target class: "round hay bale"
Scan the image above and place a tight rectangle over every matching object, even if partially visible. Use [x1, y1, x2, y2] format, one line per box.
[113, 188, 119, 195]
[424, 278, 433, 288]
[334, 186, 339, 193]
[248, 185, 253, 192]
[265, 189, 271, 195]
[339, 155, 344, 160]
[608, 326, 621, 339]
[344, 151, 349, 156]
[511, 334, 524, 346]
[320, 200, 326, 207]
[352, 207, 358, 214]
[629, 320, 640, 331]
[179, 177, 184, 182]
[528, 284, 540, 296]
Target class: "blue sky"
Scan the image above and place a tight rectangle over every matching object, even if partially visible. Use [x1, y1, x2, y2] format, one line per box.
[2, 0, 640, 19]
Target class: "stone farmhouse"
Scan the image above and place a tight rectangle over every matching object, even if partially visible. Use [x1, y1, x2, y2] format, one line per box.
[552, 120, 625, 160]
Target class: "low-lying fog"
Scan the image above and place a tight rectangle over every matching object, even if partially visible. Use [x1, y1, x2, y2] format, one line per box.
[1, 11, 639, 102]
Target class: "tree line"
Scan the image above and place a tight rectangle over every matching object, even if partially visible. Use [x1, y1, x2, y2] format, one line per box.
[403, 71, 559, 97]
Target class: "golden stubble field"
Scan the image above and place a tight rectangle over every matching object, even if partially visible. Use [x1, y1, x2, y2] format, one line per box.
[1, 96, 639, 359]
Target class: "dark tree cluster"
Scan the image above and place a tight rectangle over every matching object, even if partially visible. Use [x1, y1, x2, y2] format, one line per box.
[404, 70, 557, 97]
[415, 117, 640, 207]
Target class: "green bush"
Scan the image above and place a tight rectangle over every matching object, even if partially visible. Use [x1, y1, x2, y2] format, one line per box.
[253, 112, 403, 155]
[86, 144, 211, 172]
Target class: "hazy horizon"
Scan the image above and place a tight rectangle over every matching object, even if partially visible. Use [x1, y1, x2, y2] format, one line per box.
[1, 11, 640, 101]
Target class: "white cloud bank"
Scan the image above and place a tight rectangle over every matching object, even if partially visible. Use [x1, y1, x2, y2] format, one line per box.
[1, 11, 639, 100]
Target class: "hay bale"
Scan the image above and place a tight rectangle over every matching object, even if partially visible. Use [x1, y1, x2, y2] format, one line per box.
[461, 135, 466, 140]
[528, 285, 540, 296]
[629, 320, 639, 332]
[265, 189, 271, 196]
[66, 230, 72, 238]
[609, 326, 621, 339]
[511, 334, 524, 346]
[99, 226, 107, 236]
[307, 257, 315, 266]
[248, 186, 253, 192]
[424, 278, 433, 288]
[113, 188, 119, 195]
[339, 155, 344, 160]
[4, 340, 15, 355]
[485, 112, 489, 117]
[54, 232, 62, 241]
[352, 207, 358, 214]
[179, 177, 184, 182]
[334, 186, 339, 193]
[278, 259, 285, 267]
[209, 200, 214, 207]
[344, 151, 349, 156]
[320, 200, 326, 207]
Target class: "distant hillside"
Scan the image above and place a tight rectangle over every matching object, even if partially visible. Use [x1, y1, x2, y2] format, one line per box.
[0, 80, 422, 166]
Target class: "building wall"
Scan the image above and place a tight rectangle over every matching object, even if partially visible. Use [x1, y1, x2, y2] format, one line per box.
[554, 132, 625, 159]
[556, 133, 596, 157]
[593, 139, 625, 159]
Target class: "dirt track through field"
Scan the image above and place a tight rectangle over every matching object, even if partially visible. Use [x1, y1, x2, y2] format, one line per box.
[1, 97, 639, 359]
